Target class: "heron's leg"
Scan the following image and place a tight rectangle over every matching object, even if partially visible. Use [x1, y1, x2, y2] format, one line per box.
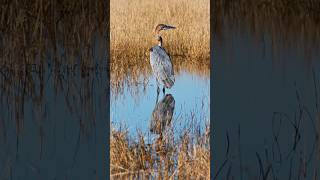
[162, 87, 165, 94]
[156, 86, 160, 103]
[155, 93, 159, 104]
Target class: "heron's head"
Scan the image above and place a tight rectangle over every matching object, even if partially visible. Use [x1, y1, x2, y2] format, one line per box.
[154, 24, 176, 35]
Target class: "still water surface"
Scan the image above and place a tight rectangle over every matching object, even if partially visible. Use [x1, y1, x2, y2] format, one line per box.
[111, 70, 210, 136]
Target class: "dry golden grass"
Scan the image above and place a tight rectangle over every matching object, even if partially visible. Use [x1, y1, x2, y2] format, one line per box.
[111, 0, 210, 60]
[110, 124, 210, 179]
[110, 0, 210, 95]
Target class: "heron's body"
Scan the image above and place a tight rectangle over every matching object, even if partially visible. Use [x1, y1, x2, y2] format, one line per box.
[149, 46, 174, 89]
[149, 24, 176, 94]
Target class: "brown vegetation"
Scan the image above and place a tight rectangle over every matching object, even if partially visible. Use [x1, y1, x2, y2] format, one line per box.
[110, 0, 210, 60]
[110, 124, 210, 179]
[110, 0, 210, 96]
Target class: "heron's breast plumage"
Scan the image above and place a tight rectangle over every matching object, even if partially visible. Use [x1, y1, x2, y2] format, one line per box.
[149, 46, 175, 88]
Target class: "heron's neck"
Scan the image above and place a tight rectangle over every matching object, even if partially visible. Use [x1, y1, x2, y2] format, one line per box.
[157, 35, 163, 47]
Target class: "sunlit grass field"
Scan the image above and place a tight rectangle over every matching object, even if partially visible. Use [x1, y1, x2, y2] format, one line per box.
[110, 0, 210, 95]
[110, 0, 210, 60]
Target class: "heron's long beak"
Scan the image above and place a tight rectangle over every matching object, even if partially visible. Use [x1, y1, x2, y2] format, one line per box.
[163, 25, 176, 30]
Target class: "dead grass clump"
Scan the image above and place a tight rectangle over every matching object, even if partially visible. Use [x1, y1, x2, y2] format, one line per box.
[110, 126, 210, 179]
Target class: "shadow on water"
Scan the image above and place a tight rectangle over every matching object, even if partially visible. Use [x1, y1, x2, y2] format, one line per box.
[111, 68, 209, 135]
[213, 1, 320, 179]
[150, 93, 175, 135]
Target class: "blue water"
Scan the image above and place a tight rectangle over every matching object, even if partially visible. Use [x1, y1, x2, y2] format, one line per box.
[111, 70, 210, 135]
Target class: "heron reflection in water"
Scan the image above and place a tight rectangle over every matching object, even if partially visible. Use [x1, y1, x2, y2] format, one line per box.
[149, 94, 175, 134]
[149, 24, 176, 99]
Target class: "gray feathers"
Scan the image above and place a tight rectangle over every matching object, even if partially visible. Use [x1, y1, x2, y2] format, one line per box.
[150, 46, 175, 88]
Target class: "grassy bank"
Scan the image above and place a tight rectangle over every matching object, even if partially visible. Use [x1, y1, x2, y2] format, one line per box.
[110, 124, 210, 179]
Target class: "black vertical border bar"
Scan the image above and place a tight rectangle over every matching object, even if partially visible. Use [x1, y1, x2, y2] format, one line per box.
[210, 0, 215, 179]
[106, 0, 110, 179]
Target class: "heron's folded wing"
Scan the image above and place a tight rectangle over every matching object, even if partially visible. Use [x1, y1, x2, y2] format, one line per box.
[150, 47, 174, 81]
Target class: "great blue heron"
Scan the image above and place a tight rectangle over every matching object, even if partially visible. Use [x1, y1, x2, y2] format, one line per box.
[149, 94, 175, 134]
[149, 24, 176, 96]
